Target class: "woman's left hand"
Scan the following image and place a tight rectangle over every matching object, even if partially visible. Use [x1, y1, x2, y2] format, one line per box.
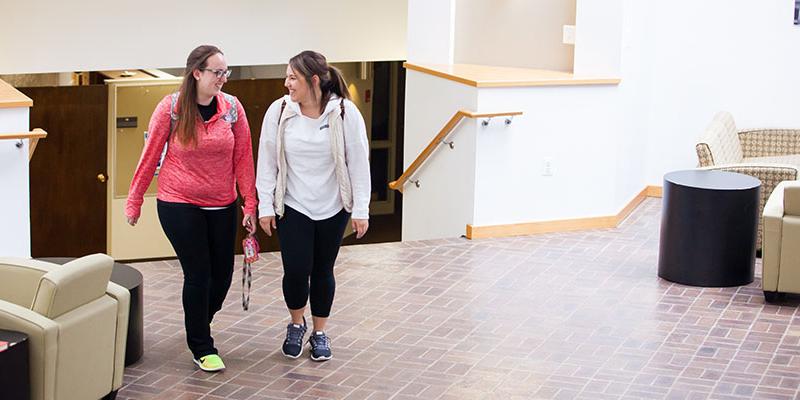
[352, 218, 369, 239]
[243, 213, 256, 235]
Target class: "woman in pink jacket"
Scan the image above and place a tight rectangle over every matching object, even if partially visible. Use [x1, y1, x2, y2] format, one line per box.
[126, 45, 257, 372]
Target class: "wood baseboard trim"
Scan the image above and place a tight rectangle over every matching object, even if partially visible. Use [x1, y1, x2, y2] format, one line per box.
[645, 185, 663, 198]
[466, 185, 663, 239]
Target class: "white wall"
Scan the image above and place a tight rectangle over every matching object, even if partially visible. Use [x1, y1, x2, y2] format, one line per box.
[643, 0, 800, 184]
[407, 0, 456, 64]
[402, 70, 478, 240]
[473, 85, 625, 226]
[573, 0, 623, 77]
[0, 0, 408, 74]
[454, 0, 575, 71]
[402, 75, 638, 239]
[612, 0, 655, 205]
[0, 107, 31, 257]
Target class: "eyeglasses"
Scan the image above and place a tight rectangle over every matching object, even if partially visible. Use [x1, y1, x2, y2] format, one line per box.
[202, 68, 232, 79]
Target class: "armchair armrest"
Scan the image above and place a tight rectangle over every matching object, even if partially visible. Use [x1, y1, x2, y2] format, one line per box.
[0, 258, 57, 273]
[738, 129, 800, 157]
[762, 181, 789, 292]
[699, 163, 799, 196]
[0, 299, 58, 400]
[104, 282, 130, 390]
[784, 181, 800, 216]
[0, 258, 57, 309]
[32, 254, 113, 319]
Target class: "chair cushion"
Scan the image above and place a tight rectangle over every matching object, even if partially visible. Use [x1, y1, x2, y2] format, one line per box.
[743, 154, 800, 166]
[778, 215, 800, 293]
[31, 254, 113, 319]
[699, 111, 743, 165]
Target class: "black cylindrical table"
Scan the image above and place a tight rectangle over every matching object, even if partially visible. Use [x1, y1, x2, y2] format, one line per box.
[658, 170, 760, 287]
[0, 329, 29, 400]
[110, 262, 144, 366]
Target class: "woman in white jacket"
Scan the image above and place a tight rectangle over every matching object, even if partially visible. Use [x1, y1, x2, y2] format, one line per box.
[256, 50, 370, 361]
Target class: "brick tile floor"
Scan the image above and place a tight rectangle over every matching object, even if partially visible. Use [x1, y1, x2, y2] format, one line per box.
[118, 199, 800, 399]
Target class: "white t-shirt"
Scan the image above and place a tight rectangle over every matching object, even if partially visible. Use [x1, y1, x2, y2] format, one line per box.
[256, 96, 371, 221]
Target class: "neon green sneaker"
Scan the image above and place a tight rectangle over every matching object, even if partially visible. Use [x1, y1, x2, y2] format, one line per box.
[193, 354, 225, 372]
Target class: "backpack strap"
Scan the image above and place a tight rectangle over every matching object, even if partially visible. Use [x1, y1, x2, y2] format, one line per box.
[169, 92, 179, 134]
[171, 93, 238, 131]
[222, 93, 238, 123]
[277, 100, 286, 125]
[340, 98, 345, 119]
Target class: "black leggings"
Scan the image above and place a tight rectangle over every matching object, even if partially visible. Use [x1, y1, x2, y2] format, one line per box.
[276, 205, 350, 318]
[157, 200, 237, 359]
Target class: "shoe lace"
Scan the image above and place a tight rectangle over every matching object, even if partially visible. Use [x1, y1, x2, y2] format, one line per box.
[285, 324, 305, 345]
[311, 333, 330, 350]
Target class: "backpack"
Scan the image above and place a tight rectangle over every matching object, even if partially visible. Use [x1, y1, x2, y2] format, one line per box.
[146, 93, 239, 173]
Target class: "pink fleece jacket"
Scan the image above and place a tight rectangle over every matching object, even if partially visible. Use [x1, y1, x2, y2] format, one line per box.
[126, 93, 257, 219]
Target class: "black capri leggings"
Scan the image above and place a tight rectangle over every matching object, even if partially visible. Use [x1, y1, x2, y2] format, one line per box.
[276, 205, 350, 318]
[157, 200, 237, 359]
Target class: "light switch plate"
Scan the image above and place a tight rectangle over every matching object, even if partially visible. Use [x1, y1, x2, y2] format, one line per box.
[563, 25, 576, 45]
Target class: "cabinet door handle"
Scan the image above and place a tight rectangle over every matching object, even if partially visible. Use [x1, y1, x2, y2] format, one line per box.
[97, 173, 107, 183]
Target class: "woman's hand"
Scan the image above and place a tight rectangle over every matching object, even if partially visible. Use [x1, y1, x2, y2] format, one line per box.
[243, 213, 256, 235]
[126, 215, 139, 226]
[259, 216, 277, 236]
[352, 219, 369, 239]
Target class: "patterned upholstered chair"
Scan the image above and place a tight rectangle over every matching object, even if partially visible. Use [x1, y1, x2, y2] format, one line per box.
[696, 111, 800, 249]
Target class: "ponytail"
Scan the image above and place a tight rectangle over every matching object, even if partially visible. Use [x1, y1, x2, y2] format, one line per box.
[326, 65, 350, 100]
[289, 50, 351, 115]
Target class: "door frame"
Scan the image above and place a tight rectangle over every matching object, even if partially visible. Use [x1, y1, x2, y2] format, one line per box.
[368, 62, 400, 215]
[106, 78, 182, 260]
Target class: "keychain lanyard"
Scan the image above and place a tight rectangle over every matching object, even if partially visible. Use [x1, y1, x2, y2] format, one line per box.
[242, 234, 260, 310]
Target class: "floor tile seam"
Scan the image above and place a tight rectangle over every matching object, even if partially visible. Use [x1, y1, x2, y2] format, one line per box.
[391, 258, 526, 350]
[385, 379, 436, 400]
[643, 284, 721, 383]
[147, 372, 202, 395]
[702, 303, 773, 398]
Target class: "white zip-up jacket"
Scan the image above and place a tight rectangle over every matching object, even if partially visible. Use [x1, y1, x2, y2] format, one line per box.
[256, 95, 371, 220]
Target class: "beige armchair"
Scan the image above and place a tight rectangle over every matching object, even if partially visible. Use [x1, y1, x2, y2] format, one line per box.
[0, 254, 129, 400]
[696, 111, 800, 249]
[762, 181, 800, 302]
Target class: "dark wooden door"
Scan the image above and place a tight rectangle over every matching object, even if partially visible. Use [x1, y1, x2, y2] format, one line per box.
[20, 85, 108, 257]
[223, 79, 287, 253]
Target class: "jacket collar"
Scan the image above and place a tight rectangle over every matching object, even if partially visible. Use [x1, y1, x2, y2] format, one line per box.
[173, 92, 231, 123]
[283, 94, 341, 118]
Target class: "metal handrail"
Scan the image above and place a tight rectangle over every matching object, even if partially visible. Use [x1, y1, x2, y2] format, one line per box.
[388, 110, 521, 192]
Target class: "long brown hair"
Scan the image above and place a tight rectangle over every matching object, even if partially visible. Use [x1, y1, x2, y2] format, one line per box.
[289, 50, 350, 115]
[174, 45, 223, 146]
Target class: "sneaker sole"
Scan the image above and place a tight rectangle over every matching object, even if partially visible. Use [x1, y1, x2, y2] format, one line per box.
[310, 353, 332, 362]
[281, 348, 302, 359]
[193, 358, 225, 372]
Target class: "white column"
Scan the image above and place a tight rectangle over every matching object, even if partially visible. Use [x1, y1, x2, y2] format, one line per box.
[407, 0, 457, 64]
[0, 107, 32, 257]
[573, 0, 624, 76]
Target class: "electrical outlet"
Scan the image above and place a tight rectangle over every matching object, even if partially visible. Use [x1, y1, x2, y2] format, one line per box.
[542, 158, 554, 176]
[563, 25, 576, 45]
